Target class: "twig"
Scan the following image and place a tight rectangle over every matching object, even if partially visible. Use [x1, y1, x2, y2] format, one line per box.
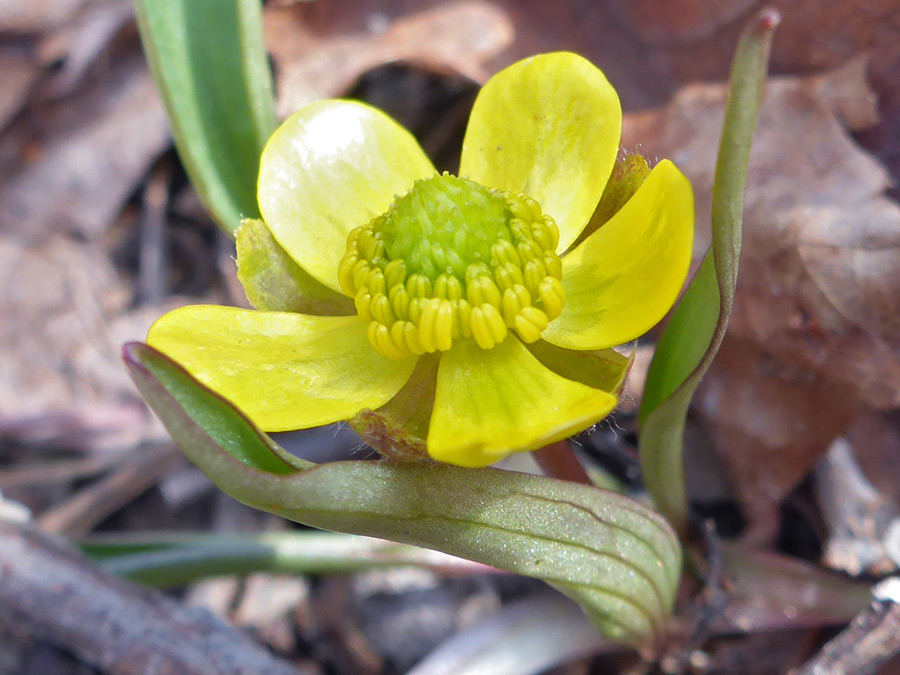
[689, 520, 730, 644]
[794, 578, 900, 675]
[659, 520, 731, 671]
[0, 452, 127, 490]
[814, 437, 897, 576]
[138, 161, 169, 304]
[37, 443, 184, 536]
[0, 519, 313, 675]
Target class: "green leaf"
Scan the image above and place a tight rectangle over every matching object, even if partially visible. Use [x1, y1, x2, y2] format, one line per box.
[236, 218, 354, 315]
[81, 531, 490, 587]
[124, 342, 681, 648]
[526, 341, 632, 395]
[134, 0, 277, 234]
[123, 340, 311, 475]
[638, 10, 779, 535]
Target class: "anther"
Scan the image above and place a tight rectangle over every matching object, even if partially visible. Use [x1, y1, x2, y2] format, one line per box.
[514, 307, 549, 343]
[351, 259, 371, 291]
[492, 239, 521, 267]
[494, 265, 515, 293]
[407, 273, 431, 300]
[369, 322, 406, 360]
[370, 294, 394, 325]
[384, 259, 407, 289]
[501, 262, 525, 287]
[538, 277, 566, 320]
[355, 289, 372, 322]
[435, 300, 454, 352]
[418, 298, 441, 353]
[389, 285, 410, 320]
[366, 269, 386, 297]
[543, 252, 563, 280]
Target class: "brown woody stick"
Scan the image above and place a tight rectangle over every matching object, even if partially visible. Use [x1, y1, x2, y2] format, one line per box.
[0, 519, 313, 675]
[37, 443, 185, 536]
[795, 578, 900, 675]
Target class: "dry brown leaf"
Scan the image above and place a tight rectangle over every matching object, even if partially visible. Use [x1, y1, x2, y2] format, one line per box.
[37, 0, 135, 100]
[0, 0, 91, 33]
[263, 1, 900, 189]
[496, 0, 900, 194]
[694, 339, 859, 527]
[0, 234, 124, 426]
[0, 58, 168, 239]
[607, 0, 900, 104]
[608, 0, 761, 45]
[266, 1, 513, 116]
[797, 200, 900, 344]
[0, 234, 175, 449]
[625, 60, 900, 524]
[846, 409, 900, 506]
[0, 49, 39, 133]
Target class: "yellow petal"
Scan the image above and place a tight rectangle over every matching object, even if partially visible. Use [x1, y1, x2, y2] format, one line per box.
[542, 160, 694, 351]
[148, 306, 416, 431]
[459, 52, 621, 253]
[258, 100, 436, 293]
[428, 337, 617, 467]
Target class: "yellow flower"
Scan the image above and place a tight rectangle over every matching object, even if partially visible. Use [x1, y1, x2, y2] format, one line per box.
[147, 52, 694, 468]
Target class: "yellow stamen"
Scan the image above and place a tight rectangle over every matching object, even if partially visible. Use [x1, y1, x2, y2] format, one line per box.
[338, 173, 566, 358]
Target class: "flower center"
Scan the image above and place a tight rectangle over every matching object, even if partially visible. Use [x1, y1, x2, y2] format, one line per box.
[338, 173, 566, 359]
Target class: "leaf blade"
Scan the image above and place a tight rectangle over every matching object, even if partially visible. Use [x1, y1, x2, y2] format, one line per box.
[134, 0, 277, 234]
[81, 531, 492, 587]
[638, 10, 779, 534]
[124, 342, 681, 647]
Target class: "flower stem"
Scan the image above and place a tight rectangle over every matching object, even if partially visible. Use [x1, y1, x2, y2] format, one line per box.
[637, 8, 779, 537]
[533, 441, 592, 485]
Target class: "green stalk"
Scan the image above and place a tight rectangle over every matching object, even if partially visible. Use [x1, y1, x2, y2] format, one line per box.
[82, 531, 496, 588]
[638, 9, 780, 535]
